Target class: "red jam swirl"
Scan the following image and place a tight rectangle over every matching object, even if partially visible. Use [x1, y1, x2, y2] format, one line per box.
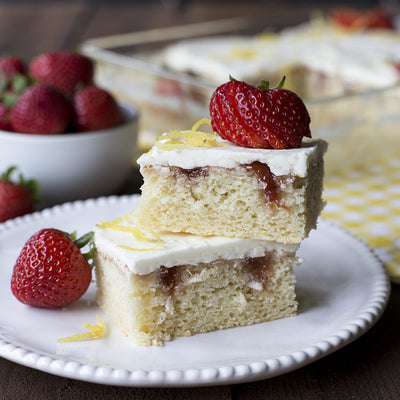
[159, 265, 182, 297]
[170, 166, 208, 181]
[243, 254, 273, 290]
[248, 161, 280, 204]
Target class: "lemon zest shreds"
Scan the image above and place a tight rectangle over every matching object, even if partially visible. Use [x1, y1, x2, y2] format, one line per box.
[131, 226, 162, 244]
[117, 244, 160, 252]
[96, 213, 163, 252]
[97, 220, 134, 233]
[191, 117, 211, 131]
[57, 315, 105, 342]
[97, 220, 162, 244]
[109, 211, 134, 224]
[155, 118, 225, 151]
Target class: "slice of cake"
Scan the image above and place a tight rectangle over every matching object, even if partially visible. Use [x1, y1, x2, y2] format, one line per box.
[94, 217, 300, 345]
[133, 136, 326, 244]
[133, 78, 326, 244]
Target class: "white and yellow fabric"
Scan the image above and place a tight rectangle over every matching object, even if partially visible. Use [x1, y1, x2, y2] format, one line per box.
[322, 156, 400, 284]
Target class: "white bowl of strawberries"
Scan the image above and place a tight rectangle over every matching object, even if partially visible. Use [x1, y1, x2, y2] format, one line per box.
[0, 52, 139, 207]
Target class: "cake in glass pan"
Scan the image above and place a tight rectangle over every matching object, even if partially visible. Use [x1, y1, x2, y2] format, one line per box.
[84, 12, 399, 173]
[162, 14, 400, 100]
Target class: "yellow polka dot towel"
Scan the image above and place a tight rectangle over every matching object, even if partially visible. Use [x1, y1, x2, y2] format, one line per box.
[323, 156, 400, 284]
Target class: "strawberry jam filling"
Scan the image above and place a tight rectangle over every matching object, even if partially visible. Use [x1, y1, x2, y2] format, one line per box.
[247, 161, 280, 204]
[170, 166, 209, 181]
[243, 254, 273, 291]
[166, 162, 293, 208]
[159, 265, 184, 297]
[157, 254, 274, 300]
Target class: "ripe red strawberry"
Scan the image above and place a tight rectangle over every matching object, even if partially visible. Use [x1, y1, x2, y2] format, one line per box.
[0, 102, 11, 131]
[72, 85, 122, 131]
[10, 84, 72, 134]
[209, 77, 311, 149]
[330, 7, 393, 30]
[366, 8, 394, 29]
[0, 166, 39, 222]
[11, 229, 93, 308]
[0, 56, 26, 81]
[29, 51, 94, 95]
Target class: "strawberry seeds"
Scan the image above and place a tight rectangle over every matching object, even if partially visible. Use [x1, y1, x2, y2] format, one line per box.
[209, 76, 311, 149]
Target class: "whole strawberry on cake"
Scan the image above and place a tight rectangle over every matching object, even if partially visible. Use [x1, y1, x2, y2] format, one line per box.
[133, 77, 326, 244]
[93, 77, 327, 345]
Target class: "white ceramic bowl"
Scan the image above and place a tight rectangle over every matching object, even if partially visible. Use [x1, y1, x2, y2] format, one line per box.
[0, 103, 139, 207]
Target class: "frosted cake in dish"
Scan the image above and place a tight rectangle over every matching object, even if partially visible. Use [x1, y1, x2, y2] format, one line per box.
[162, 19, 400, 100]
[133, 136, 326, 244]
[85, 12, 400, 170]
[94, 217, 299, 346]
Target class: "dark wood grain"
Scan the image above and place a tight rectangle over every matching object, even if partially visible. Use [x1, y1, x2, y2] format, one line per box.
[1, 1, 399, 399]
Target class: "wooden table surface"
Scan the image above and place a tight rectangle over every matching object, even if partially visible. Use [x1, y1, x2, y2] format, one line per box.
[1, 1, 399, 399]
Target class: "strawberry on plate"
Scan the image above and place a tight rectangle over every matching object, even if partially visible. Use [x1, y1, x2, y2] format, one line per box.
[209, 76, 311, 149]
[0, 166, 39, 223]
[10, 84, 72, 134]
[11, 229, 94, 308]
[72, 85, 123, 131]
[29, 51, 94, 96]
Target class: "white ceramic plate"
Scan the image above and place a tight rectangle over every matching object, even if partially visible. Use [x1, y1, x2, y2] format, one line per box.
[0, 195, 390, 387]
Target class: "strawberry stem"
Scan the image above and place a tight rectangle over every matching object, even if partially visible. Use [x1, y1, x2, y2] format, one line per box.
[19, 173, 40, 204]
[63, 230, 95, 267]
[74, 231, 95, 267]
[275, 76, 286, 89]
[1, 165, 16, 181]
[256, 79, 270, 90]
[74, 231, 94, 249]
[2, 92, 18, 108]
[11, 73, 30, 95]
[256, 76, 286, 90]
[0, 75, 8, 95]
[1, 166, 40, 204]
[83, 248, 95, 264]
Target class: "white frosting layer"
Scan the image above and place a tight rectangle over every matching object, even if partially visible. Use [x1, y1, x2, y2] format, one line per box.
[162, 23, 400, 89]
[137, 139, 324, 177]
[94, 227, 298, 275]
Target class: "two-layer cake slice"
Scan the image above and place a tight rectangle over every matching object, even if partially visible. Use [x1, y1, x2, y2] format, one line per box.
[94, 78, 326, 345]
[93, 138, 325, 345]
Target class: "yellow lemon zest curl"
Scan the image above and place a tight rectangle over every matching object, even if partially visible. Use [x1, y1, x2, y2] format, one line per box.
[96, 212, 162, 252]
[155, 118, 225, 151]
[57, 315, 105, 342]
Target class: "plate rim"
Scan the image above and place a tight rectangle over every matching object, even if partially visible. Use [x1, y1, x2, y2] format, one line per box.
[0, 195, 391, 387]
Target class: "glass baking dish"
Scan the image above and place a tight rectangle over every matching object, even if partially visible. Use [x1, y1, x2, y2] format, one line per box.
[80, 18, 400, 174]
